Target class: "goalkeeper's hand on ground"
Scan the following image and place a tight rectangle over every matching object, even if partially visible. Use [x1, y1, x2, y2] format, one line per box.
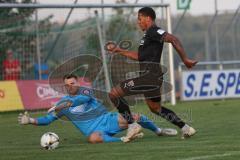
[18, 111, 35, 125]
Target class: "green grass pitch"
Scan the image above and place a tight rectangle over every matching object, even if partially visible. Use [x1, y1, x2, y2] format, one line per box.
[1, 99, 240, 160]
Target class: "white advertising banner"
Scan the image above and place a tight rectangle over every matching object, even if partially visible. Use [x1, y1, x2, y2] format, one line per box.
[181, 70, 240, 100]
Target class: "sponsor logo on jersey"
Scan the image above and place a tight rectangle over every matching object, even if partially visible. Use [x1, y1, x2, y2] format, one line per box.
[124, 80, 135, 88]
[82, 89, 90, 95]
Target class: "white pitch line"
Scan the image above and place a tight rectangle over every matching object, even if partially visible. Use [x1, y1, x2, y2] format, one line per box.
[178, 152, 239, 160]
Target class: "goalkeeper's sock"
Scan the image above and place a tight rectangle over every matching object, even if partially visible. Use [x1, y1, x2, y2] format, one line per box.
[110, 96, 134, 124]
[158, 106, 185, 129]
[138, 115, 159, 133]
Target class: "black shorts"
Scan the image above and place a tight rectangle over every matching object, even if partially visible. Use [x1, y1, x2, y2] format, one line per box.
[120, 71, 163, 102]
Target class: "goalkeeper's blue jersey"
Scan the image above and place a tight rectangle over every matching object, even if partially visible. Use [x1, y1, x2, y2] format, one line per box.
[40, 87, 111, 136]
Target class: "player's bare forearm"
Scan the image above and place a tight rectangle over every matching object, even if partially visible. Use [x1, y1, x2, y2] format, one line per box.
[164, 33, 198, 68]
[173, 40, 192, 64]
[164, 33, 187, 61]
[118, 50, 139, 60]
[105, 41, 138, 60]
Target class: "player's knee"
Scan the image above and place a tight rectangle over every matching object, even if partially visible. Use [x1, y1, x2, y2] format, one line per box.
[109, 87, 124, 99]
[149, 107, 159, 113]
[109, 88, 120, 98]
[109, 90, 121, 106]
[147, 101, 161, 113]
[109, 93, 117, 106]
[88, 132, 103, 144]
[108, 92, 115, 100]
[109, 88, 118, 99]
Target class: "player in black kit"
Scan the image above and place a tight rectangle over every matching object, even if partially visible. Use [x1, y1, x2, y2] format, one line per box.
[106, 7, 197, 139]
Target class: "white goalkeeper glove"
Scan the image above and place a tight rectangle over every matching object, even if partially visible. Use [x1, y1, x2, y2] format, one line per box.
[120, 132, 144, 143]
[18, 111, 35, 125]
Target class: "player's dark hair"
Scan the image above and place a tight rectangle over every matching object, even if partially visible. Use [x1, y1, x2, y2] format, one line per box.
[138, 7, 156, 20]
[63, 73, 78, 80]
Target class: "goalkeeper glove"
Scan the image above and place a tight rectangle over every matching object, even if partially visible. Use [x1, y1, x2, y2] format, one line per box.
[18, 111, 35, 125]
[120, 132, 144, 143]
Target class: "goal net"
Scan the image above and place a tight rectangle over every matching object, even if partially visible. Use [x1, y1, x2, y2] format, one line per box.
[0, 2, 174, 111]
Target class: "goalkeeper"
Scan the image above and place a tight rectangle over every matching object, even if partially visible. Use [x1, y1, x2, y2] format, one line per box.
[18, 74, 177, 143]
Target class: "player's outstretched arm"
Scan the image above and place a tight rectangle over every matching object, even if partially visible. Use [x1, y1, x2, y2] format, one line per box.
[163, 33, 198, 69]
[105, 41, 138, 60]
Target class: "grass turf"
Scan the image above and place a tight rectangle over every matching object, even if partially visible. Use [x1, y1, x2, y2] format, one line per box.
[1, 99, 240, 160]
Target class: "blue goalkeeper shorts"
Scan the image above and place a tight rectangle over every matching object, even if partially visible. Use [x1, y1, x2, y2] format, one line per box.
[91, 112, 123, 136]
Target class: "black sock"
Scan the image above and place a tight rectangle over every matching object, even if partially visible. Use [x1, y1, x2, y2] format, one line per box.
[158, 106, 185, 128]
[110, 96, 134, 124]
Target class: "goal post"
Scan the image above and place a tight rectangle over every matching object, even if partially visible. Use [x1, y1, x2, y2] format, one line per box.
[0, 3, 176, 105]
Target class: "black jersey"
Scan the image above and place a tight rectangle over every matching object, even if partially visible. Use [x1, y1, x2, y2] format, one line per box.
[138, 25, 166, 74]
